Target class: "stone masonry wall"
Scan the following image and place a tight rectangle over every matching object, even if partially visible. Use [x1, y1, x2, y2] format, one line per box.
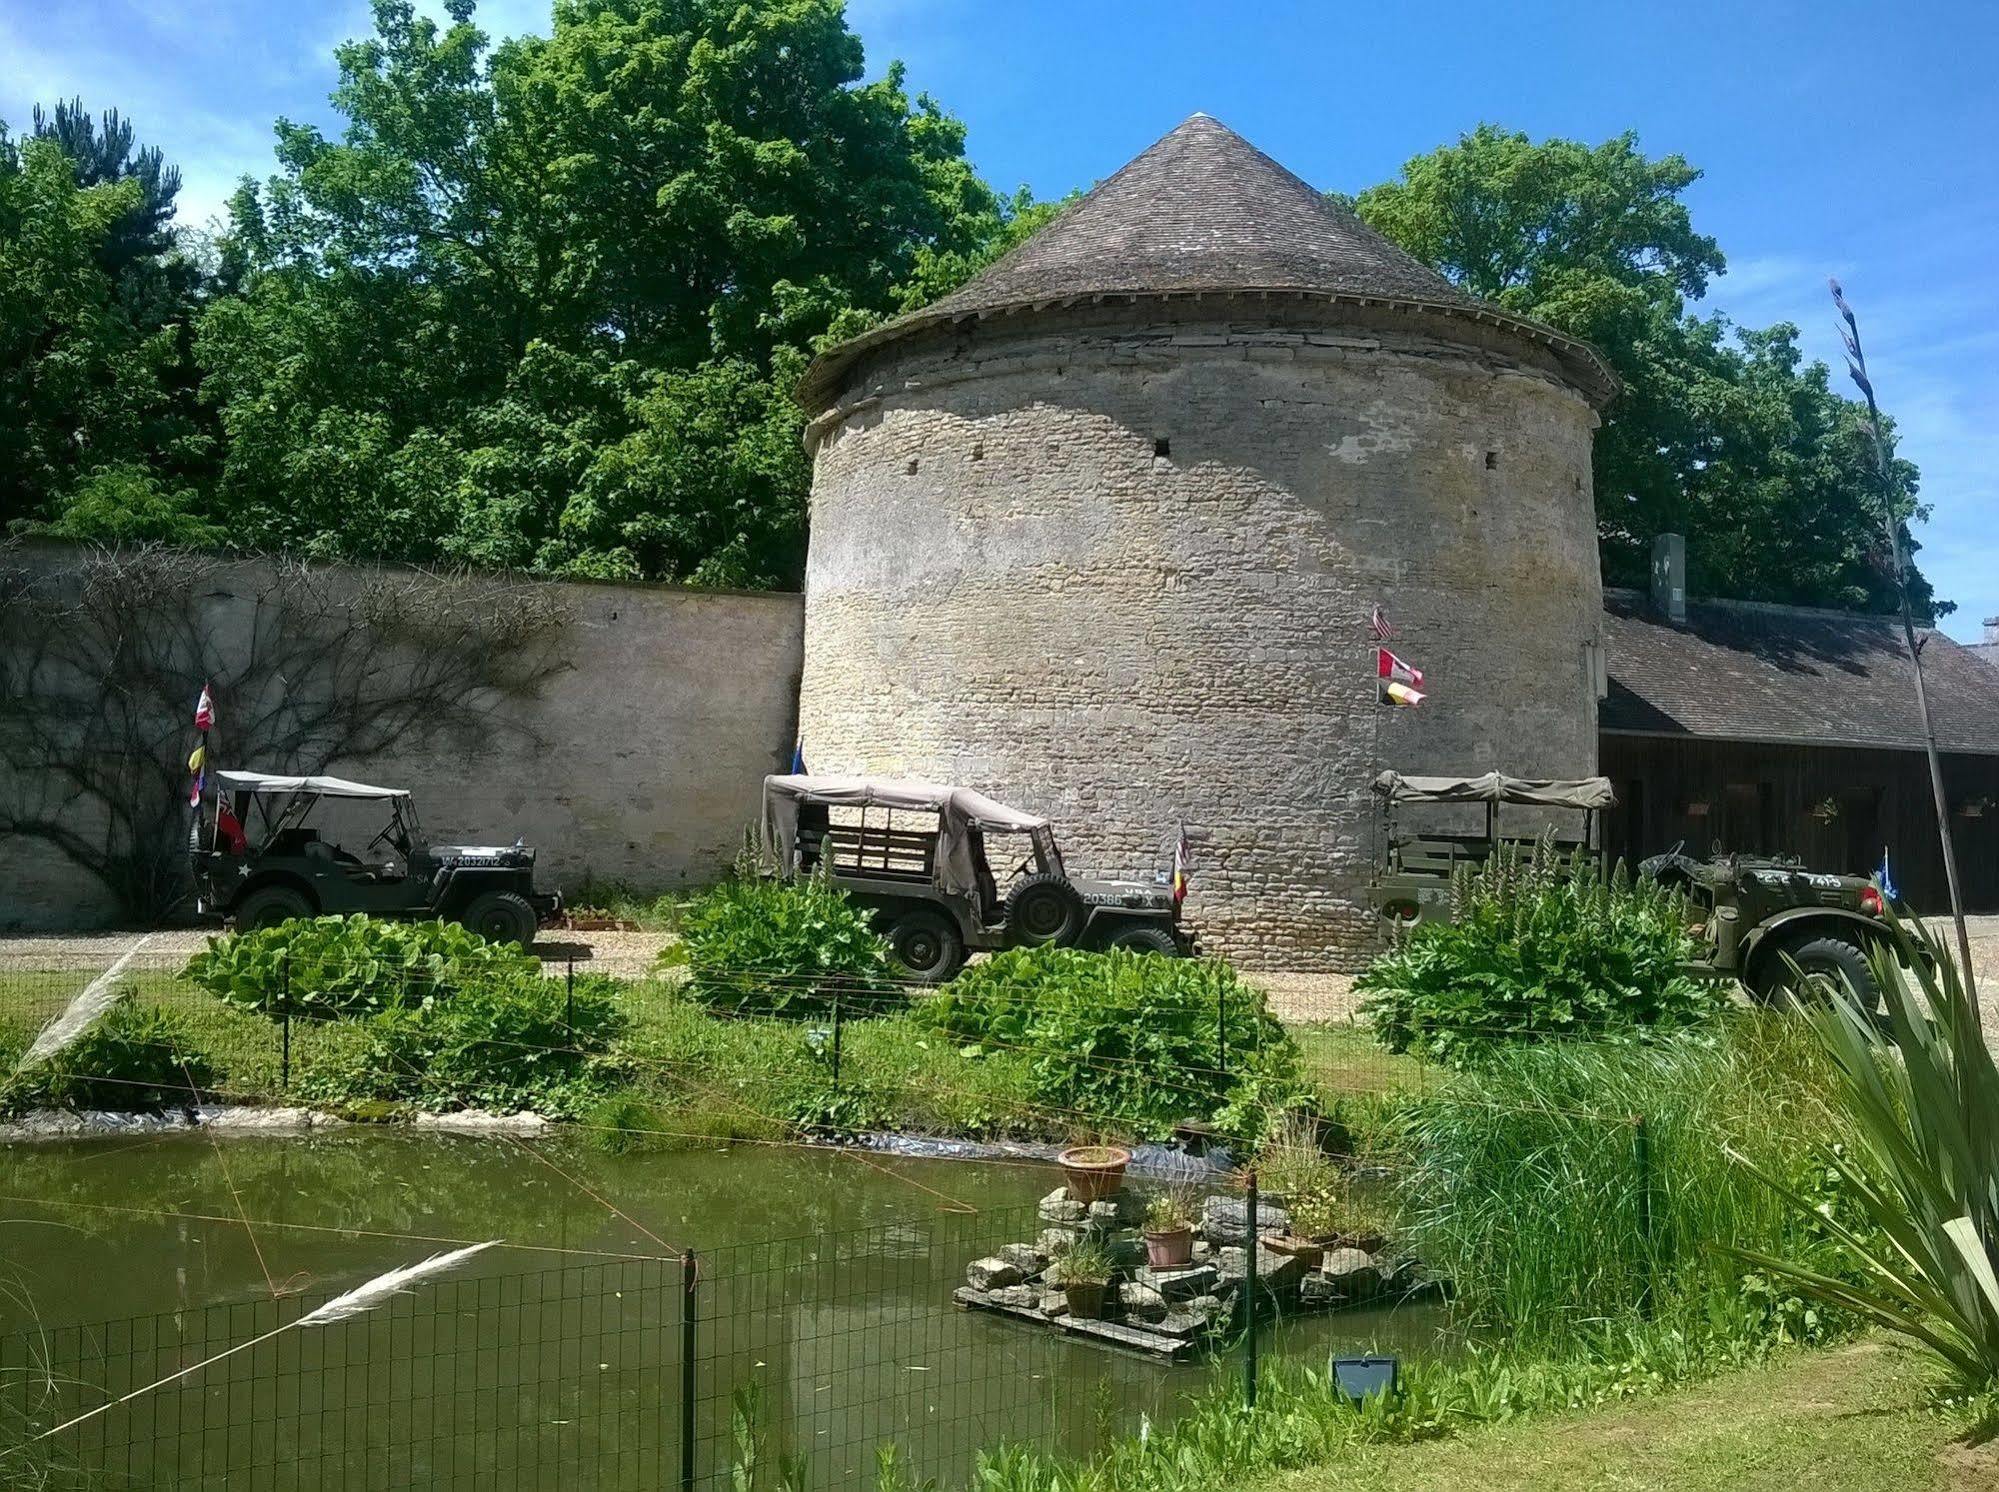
[0, 545, 804, 930]
[799, 308, 1603, 969]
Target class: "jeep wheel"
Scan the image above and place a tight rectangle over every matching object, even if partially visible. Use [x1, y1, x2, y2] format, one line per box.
[234, 884, 314, 932]
[1103, 924, 1180, 956]
[1753, 932, 1881, 1010]
[463, 890, 539, 949]
[1006, 874, 1084, 947]
[887, 910, 965, 984]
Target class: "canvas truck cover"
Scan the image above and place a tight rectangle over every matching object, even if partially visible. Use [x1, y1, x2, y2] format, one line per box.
[214, 771, 410, 800]
[762, 774, 1048, 898]
[1370, 771, 1616, 810]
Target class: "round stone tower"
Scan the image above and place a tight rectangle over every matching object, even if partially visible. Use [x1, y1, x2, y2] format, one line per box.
[795, 115, 1616, 968]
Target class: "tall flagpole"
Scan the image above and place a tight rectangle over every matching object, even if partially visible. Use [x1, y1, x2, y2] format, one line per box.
[1831, 279, 1978, 1016]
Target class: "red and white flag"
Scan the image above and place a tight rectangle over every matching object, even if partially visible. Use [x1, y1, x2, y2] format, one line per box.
[193, 683, 215, 733]
[1376, 648, 1423, 688]
[1367, 604, 1393, 642]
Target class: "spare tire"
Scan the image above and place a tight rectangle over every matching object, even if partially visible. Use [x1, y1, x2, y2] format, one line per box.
[1006, 874, 1084, 948]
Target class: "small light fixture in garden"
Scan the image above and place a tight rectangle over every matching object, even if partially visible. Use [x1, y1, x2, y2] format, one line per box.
[1332, 1354, 1399, 1404]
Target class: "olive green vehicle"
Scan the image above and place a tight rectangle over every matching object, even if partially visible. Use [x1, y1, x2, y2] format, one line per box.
[1364, 767, 1897, 1003]
[1365, 770, 1616, 929]
[1637, 846, 1894, 1004]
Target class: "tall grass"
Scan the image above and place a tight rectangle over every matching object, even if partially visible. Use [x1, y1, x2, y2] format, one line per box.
[1396, 1015, 1850, 1348]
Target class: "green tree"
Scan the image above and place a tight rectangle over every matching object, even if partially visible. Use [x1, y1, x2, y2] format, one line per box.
[0, 132, 208, 533]
[200, 0, 998, 584]
[1357, 125, 1934, 615]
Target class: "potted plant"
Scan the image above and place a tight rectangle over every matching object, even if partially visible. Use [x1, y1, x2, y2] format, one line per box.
[1264, 1186, 1343, 1269]
[1057, 1144, 1131, 1203]
[1142, 1189, 1197, 1268]
[1047, 1238, 1117, 1319]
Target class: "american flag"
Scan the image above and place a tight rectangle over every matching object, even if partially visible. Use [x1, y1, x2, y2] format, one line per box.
[1368, 604, 1393, 642]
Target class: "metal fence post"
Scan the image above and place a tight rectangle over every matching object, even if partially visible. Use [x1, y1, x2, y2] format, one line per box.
[1242, 1170, 1259, 1408]
[680, 1251, 698, 1492]
[279, 951, 292, 1091]
[831, 995, 843, 1091]
[1216, 968, 1227, 1080]
[1633, 1115, 1655, 1319]
[565, 958, 576, 1033]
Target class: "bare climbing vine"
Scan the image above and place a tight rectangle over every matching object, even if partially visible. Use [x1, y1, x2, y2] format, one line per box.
[0, 542, 573, 922]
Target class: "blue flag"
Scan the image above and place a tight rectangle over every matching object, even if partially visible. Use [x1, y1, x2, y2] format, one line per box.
[790, 739, 806, 775]
[1876, 846, 1898, 904]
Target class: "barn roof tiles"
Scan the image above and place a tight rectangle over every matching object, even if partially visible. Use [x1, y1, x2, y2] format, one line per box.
[1601, 589, 1999, 755]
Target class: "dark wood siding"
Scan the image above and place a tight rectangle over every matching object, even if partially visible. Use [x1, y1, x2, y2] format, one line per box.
[1599, 735, 1999, 912]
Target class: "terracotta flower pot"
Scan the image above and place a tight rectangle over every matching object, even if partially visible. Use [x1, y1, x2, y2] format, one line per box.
[1058, 1145, 1131, 1203]
[1144, 1228, 1194, 1269]
[1062, 1281, 1109, 1320]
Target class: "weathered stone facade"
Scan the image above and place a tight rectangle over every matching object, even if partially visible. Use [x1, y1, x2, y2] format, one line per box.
[799, 304, 1604, 967]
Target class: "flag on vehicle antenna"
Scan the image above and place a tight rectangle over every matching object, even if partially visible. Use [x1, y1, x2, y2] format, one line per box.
[1171, 825, 1192, 905]
[790, 739, 807, 775]
[1877, 846, 1899, 903]
[193, 684, 214, 733]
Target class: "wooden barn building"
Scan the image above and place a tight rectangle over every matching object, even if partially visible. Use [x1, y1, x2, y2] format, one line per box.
[1598, 549, 1999, 912]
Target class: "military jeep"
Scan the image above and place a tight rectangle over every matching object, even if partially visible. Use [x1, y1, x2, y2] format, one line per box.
[191, 771, 561, 947]
[762, 774, 1193, 982]
[1366, 770, 1616, 928]
[1639, 846, 1893, 1004]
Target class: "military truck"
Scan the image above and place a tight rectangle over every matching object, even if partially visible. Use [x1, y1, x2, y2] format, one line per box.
[762, 774, 1192, 982]
[1365, 770, 1616, 928]
[1638, 846, 1892, 1004]
[190, 771, 560, 946]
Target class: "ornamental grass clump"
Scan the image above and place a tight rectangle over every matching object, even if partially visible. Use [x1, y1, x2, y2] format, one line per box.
[1357, 840, 1717, 1068]
[1728, 916, 1999, 1389]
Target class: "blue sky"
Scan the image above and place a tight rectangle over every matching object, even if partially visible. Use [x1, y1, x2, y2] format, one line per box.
[4, 0, 1993, 641]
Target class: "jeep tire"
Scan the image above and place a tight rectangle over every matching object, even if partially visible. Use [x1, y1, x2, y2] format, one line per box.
[1006, 874, 1084, 947]
[234, 884, 315, 932]
[887, 909, 965, 984]
[463, 889, 539, 949]
[1753, 930, 1880, 1009]
[1103, 924, 1180, 956]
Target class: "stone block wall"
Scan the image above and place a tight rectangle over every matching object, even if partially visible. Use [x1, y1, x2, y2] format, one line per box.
[798, 306, 1604, 968]
[0, 545, 804, 930]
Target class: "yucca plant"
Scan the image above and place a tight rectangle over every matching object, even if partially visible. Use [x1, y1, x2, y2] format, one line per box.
[1728, 915, 1999, 1387]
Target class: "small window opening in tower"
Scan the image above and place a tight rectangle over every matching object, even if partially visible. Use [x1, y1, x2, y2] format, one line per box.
[905, 458, 918, 475]
[971, 441, 985, 461]
[1484, 450, 1499, 470]
[1154, 437, 1171, 459]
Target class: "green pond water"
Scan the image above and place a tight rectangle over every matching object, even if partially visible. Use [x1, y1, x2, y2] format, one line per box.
[0, 1132, 1450, 1490]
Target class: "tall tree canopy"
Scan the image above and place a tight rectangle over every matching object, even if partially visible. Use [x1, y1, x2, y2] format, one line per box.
[1355, 125, 1934, 616]
[197, 0, 999, 586]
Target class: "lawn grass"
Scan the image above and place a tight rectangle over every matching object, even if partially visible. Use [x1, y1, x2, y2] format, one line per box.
[1292, 1022, 1430, 1101]
[1248, 1341, 1989, 1492]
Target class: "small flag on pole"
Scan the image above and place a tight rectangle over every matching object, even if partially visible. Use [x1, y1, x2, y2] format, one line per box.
[1376, 649, 1423, 688]
[1171, 825, 1192, 905]
[1877, 846, 1898, 903]
[193, 684, 214, 733]
[1367, 604, 1393, 642]
[1380, 680, 1425, 708]
[790, 739, 807, 775]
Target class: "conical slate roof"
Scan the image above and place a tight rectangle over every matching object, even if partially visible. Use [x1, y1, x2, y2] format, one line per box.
[926, 114, 1471, 315]
[798, 114, 1616, 412]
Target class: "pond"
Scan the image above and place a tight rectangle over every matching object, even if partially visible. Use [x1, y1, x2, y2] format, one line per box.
[0, 1132, 1451, 1489]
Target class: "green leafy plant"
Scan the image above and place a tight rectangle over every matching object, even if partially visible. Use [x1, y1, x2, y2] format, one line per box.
[297, 972, 624, 1116]
[918, 947, 1303, 1141]
[1728, 917, 1999, 1388]
[183, 915, 540, 1020]
[665, 875, 898, 1020]
[1143, 1188, 1197, 1233]
[2, 998, 220, 1113]
[1357, 842, 1717, 1067]
[1252, 1110, 1337, 1203]
[1046, 1237, 1116, 1287]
